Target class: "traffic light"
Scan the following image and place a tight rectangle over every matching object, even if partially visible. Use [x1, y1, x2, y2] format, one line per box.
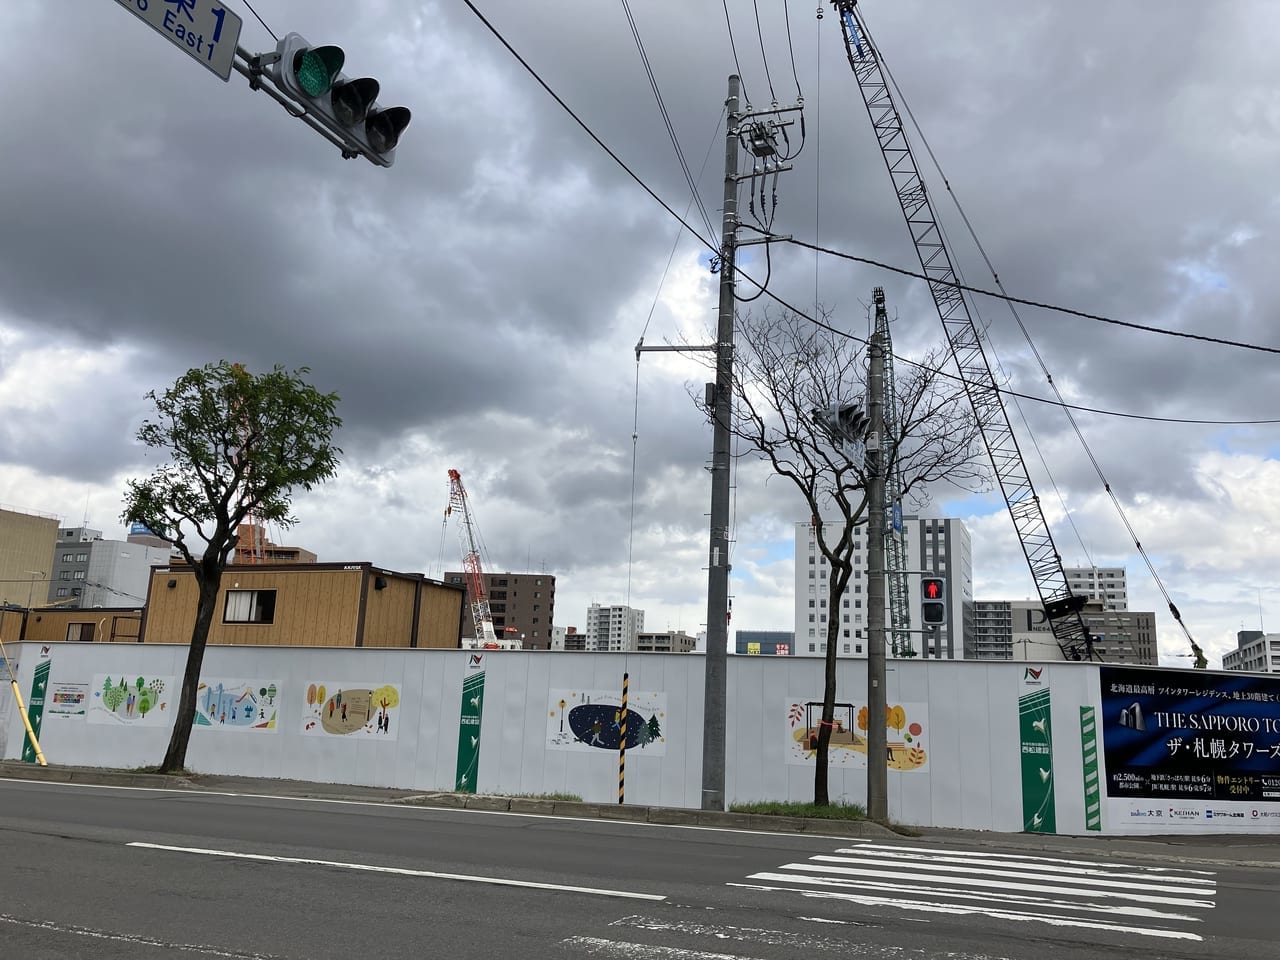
[921, 575, 946, 625]
[813, 402, 868, 445]
[269, 33, 411, 167]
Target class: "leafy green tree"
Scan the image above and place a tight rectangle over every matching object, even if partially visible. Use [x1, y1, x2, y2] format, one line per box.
[122, 361, 342, 772]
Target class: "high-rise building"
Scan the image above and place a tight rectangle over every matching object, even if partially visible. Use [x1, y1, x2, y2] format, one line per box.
[48, 526, 171, 608]
[1064, 566, 1128, 611]
[794, 515, 972, 659]
[1223, 631, 1280, 673]
[585, 603, 644, 652]
[442, 571, 556, 649]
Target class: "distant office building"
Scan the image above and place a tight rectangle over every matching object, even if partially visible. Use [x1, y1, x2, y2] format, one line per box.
[0, 506, 60, 608]
[970, 601, 1014, 660]
[1065, 566, 1128, 611]
[560, 625, 587, 652]
[637, 630, 697, 653]
[585, 603, 644, 652]
[997, 597, 1156, 665]
[443, 571, 556, 649]
[1222, 630, 1280, 673]
[48, 526, 171, 609]
[735, 630, 795, 656]
[794, 515, 972, 660]
[1080, 603, 1156, 664]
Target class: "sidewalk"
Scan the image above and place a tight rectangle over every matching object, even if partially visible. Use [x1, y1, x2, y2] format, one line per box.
[3, 760, 1278, 867]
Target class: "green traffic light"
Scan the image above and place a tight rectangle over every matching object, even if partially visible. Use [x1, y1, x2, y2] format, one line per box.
[293, 45, 345, 97]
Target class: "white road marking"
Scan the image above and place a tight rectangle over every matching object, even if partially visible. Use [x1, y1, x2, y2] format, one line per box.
[610, 915, 860, 950]
[728, 882, 1203, 941]
[0, 913, 285, 958]
[561, 937, 766, 959]
[127, 842, 665, 901]
[734, 841, 1218, 943]
[746, 871, 1205, 920]
[832, 844, 1218, 880]
[796, 857, 1215, 902]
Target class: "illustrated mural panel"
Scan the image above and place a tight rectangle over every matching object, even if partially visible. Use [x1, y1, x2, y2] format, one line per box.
[194, 679, 280, 731]
[301, 681, 401, 739]
[784, 699, 928, 770]
[89, 674, 174, 726]
[547, 688, 667, 756]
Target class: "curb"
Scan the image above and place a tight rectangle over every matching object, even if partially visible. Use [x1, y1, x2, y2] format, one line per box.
[0, 761, 898, 838]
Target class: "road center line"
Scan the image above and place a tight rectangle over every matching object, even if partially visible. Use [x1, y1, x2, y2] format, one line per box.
[127, 842, 666, 901]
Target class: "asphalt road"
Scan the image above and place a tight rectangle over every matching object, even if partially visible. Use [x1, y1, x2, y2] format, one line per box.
[0, 778, 1274, 959]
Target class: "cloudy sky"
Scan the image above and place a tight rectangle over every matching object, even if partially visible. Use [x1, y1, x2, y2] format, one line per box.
[2, 1, 1278, 665]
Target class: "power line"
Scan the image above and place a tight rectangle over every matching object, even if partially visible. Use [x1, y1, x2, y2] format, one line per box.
[783, 0, 803, 101]
[720, 0, 750, 105]
[785, 238, 1280, 357]
[461, 1, 717, 256]
[620, 0, 717, 242]
[751, 0, 775, 103]
[237, 0, 278, 42]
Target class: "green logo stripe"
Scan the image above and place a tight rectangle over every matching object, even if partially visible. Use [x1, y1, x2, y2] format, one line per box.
[1079, 706, 1102, 831]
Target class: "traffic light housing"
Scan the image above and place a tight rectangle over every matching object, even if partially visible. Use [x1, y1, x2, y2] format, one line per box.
[921, 575, 946, 625]
[269, 33, 411, 167]
[813, 402, 868, 447]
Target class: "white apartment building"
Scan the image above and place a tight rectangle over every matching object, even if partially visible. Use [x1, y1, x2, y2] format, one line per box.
[585, 603, 644, 652]
[794, 515, 972, 660]
[1064, 566, 1128, 611]
[48, 526, 171, 609]
[1223, 631, 1280, 673]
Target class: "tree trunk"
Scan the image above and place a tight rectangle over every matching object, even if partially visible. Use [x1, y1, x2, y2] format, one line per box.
[159, 573, 220, 772]
[813, 622, 839, 806]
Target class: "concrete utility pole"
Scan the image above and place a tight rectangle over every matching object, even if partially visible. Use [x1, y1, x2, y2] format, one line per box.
[866, 329, 889, 823]
[702, 74, 741, 812]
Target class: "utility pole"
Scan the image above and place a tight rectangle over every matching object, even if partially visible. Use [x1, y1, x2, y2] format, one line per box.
[866, 327, 889, 824]
[702, 74, 741, 812]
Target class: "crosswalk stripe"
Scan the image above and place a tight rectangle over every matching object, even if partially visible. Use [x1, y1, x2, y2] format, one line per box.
[733, 840, 1216, 943]
[727, 881, 1204, 942]
[811, 852, 1214, 895]
[766, 861, 1213, 908]
[742, 871, 1206, 920]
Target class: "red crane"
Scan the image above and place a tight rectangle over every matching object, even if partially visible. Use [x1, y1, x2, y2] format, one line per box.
[446, 469, 499, 646]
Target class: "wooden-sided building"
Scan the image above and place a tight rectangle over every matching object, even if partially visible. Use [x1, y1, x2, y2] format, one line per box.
[138, 562, 463, 648]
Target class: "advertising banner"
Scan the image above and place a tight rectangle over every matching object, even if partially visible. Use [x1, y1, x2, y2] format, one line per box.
[455, 654, 486, 793]
[1018, 666, 1056, 833]
[1099, 665, 1280, 830]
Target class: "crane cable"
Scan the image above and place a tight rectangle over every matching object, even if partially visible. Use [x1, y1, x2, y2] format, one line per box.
[855, 8, 1206, 665]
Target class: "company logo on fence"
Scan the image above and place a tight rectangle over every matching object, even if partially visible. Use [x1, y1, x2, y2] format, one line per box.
[1024, 667, 1043, 682]
[468, 654, 483, 667]
[1168, 807, 1200, 821]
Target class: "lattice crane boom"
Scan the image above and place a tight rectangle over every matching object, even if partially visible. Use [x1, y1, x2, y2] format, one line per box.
[834, 2, 1094, 659]
[446, 469, 498, 644]
[875, 288, 914, 657]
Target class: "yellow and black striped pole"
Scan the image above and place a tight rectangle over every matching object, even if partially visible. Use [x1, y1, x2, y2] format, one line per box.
[617, 672, 629, 804]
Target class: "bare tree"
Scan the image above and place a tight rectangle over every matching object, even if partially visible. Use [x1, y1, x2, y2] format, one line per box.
[694, 306, 986, 805]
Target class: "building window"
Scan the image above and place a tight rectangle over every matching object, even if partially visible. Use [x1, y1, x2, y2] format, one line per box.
[73, 570, 86, 580]
[66, 623, 96, 642]
[856, 644, 863, 654]
[820, 599, 827, 608]
[843, 644, 851, 653]
[60, 571, 71, 581]
[76, 553, 88, 562]
[809, 570, 815, 579]
[808, 614, 815, 622]
[808, 599, 815, 608]
[56, 587, 69, 597]
[808, 643, 816, 652]
[843, 629, 850, 638]
[62, 552, 74, 562]
[224, 590, 277, 624]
